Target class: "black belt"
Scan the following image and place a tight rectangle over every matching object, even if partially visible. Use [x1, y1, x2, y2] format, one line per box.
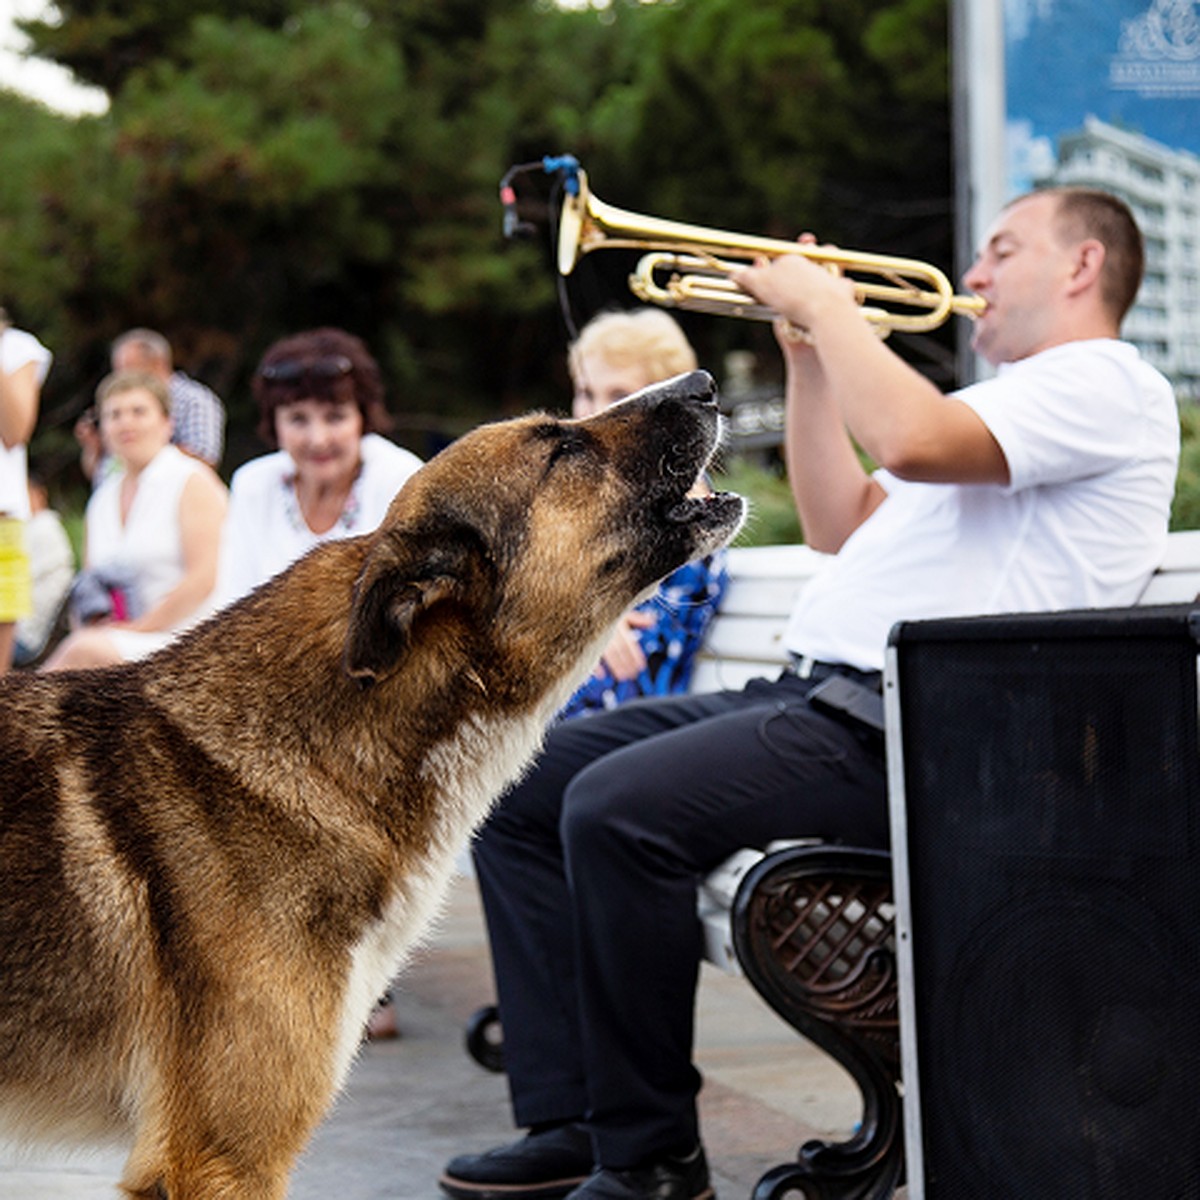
[784, 654, 882, 690]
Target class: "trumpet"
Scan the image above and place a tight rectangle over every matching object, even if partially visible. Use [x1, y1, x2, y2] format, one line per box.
[555, 167, 985, 336]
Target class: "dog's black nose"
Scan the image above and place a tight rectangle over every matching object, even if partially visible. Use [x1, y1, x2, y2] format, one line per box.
[615, 369, 718, 416]
[654, 369, 716, 406]
[683, 370, 716, 403]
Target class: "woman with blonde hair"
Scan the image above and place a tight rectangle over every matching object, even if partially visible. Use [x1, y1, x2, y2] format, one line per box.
[560, 308, 728, 718]
[568, 308, 700, 416]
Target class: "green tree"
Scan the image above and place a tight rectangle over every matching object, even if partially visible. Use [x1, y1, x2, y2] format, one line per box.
[16, 0, 299, 97]
[3, 0, 962, 489]
[10, 3, 566, 461]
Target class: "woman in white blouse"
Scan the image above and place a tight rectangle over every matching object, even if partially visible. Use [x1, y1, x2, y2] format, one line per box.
[43, 370, 228, 669]
[217, 327, 423, 606]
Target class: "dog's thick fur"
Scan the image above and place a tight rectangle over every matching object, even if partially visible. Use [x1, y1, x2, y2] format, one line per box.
[0, 370, 743, 1198]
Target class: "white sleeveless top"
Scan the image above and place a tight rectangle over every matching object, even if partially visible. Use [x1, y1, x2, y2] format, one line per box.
[85, 444, 212, 659]
[0, 327, 53, 518]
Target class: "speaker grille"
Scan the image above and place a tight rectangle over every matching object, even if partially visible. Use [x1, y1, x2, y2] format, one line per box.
[894, 609, 1200, 1198]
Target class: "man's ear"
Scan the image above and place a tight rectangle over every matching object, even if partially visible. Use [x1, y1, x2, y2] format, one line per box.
[342, 523, 487, 686]
[1068, 238, 1107, 297]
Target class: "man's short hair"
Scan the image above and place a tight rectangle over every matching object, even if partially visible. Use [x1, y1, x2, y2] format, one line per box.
[112, 328, 173, 370]
[1036, 187, 1145, 322]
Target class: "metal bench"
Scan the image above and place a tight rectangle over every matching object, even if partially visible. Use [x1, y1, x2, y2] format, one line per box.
[468, 532, 1200, 1200]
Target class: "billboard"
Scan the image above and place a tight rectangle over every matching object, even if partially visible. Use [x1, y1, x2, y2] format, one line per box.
[954, 0, 1200, 397]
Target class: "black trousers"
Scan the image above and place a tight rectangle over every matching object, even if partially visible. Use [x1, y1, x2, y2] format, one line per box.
[472, 667, 889, 1170]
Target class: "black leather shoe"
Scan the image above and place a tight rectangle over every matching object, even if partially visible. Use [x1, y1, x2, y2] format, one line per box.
[565, 1144, 714, 1200]
[439, 1124, 594, 1200]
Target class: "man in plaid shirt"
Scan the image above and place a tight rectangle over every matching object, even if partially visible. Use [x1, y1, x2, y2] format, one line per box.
[78, 328, 226, 484]
[111, 328, 225, 468]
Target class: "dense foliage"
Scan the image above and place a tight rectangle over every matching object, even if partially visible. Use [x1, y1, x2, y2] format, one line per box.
[7, 0, 1198, 533]
[3, 0, 957, 491]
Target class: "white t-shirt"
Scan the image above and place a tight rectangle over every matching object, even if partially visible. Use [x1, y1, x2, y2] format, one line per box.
[0, 328, 53, 518]
[217, 432, 423, 605]
[787, 340, 1180, 671]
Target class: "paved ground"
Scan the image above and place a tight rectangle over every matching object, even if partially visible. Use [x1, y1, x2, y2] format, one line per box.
[0, 875, 881, 1200]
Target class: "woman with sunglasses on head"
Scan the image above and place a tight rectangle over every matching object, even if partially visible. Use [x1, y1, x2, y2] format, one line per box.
[216, 327, 423, 606]
[216, 329, 422, 1041]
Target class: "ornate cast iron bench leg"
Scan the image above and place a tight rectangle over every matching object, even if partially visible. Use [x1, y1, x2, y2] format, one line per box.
[731, 844, 902, 1200]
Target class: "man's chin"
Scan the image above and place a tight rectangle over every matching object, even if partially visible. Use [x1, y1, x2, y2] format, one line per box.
[971, 331, 1001, 367]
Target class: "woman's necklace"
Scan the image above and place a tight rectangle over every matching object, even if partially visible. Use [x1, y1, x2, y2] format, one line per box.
[284, 468, 363, 536]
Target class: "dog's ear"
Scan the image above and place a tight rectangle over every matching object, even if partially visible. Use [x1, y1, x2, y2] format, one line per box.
[342, 523, 489, 686]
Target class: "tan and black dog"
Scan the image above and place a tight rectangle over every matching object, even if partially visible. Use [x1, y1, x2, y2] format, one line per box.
[0, 370, 743, 1199]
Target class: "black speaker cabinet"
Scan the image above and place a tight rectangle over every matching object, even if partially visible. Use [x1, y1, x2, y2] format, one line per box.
[885, 605, 1200, 1199]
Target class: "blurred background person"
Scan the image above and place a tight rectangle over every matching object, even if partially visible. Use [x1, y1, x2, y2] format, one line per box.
[0, 309, 52, 674]
[76, 327, 227, 483]
[12, 469, 75, 667]
[43, 370, 228, 670]
[558, 308, 728, 720]
[216, 326, 422, 606]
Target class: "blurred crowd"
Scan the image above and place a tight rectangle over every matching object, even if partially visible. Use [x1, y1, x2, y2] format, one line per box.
[0, 311, 725, 703]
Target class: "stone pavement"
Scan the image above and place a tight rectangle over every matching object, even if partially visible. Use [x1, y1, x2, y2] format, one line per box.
[0, 875, 887, 1200]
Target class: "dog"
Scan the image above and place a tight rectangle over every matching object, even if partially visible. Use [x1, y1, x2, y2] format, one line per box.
[0, 369, 743, 1199]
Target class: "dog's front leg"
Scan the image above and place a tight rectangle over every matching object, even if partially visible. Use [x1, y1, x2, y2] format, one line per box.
[121, 1119, 294, 1200]
[121, 1154, 292, 1200]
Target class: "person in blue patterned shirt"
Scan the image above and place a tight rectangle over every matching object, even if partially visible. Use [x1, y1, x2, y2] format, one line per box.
[557, 309, 728, 720]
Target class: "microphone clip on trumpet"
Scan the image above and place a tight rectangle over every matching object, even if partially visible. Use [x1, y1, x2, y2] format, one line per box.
[498, 155, 581, 240]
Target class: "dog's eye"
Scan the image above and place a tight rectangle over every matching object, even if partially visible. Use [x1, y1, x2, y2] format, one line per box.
[547, 433, 590, 469]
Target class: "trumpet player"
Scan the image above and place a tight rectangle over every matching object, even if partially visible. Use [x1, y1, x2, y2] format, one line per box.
[440, 187, 1177, 1200]
[733, 186, 1173, 573]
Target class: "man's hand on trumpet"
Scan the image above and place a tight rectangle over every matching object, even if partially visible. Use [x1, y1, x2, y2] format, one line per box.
[732, 235, 860, 345]
[734, 230, 1011, 509]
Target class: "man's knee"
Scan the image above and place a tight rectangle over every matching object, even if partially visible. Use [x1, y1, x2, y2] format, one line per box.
[45, 628, 119, 670]
[559, 762, 667, 873]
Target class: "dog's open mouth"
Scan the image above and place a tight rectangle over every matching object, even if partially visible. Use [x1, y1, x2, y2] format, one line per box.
[653, 451, 746, 557]
[598, 368, 746, 556]
[665, 485, 745, 530]
[647, 380, 746, 540]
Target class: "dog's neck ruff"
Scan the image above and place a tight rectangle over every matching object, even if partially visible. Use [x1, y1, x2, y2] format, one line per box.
[333, 694, 566, 1091]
